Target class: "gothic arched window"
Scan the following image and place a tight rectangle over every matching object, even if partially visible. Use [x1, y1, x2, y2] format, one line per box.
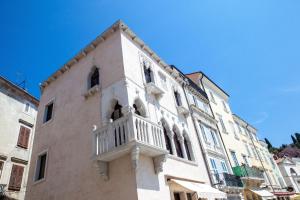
[110, 101, 123, 121]
[174, 133, 183, 158]
[163, 126, 173, 155]
[90, 68, 99, 88]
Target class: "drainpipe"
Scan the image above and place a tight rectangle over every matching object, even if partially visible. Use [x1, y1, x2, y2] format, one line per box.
[198, 74, 234, 171]
[181, 81, 213, 186]
[246, 124, 275, 192]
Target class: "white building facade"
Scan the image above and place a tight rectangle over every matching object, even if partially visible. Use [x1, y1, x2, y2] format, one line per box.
[0, 76, 38, 200]
[25, 21, 227, 200]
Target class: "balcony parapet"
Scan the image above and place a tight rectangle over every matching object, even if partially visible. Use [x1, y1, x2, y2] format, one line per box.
[232, 165, 265, 186]
[92, 110, 168, 180]
[211, 172, 243, 189]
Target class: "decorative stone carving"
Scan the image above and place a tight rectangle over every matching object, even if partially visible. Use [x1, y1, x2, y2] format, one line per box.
[94, 160, 109, 181]
[131, 146, 140, 171]
[153, 155, 167, 174]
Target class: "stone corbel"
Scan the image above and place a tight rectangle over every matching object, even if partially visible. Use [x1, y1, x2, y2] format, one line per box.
[94, 160, 109, 181]
[131, 146, 140, 171]
[153, 155, 167, 174]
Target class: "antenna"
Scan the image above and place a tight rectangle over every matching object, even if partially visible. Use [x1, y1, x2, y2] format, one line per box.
[16, 72, 27, 90]
[17, 79, 26, 90]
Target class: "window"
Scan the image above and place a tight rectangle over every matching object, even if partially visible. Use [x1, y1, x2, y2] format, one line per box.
[174, 133, 183, 158]
[245, 144, 252, 157]
[24, 102, 30, 113]
[222, 101, 228, 112]
[209, 90, 216, 103]
[0, 161, 3, 178]
[90, 68, 99, 88]
[186, 193, 193, 200]
[143, 62, 153, 83]
[217, 115, 227, 133]
[163, 126, 173, 155]
[44, 102, 54, 123]
[199, 122, 208, 142]
[230, 151, 239, 166]
[210, 158, 219, 182]
[221, 161, 228, 172]
[252, 147, 258, 159]
[34, 153, 47, 181]
[242, 155, 249, 166]
[229, 121, 239, 139]
[210, 130, 219, 147]
[174, 192, 181, 200]
[17, 126, 30, 149]
[235, 122, 242, 134]
[183, 135, 192, 161]
[159, 72, 167, 90]
[8, 164, 24, 191]
[174, 91, 182, 106]
[110, 101, 123, 121]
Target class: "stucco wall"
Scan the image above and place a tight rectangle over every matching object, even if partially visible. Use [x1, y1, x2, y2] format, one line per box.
[25, 30, 138, 200]
[0, 87, 37, 200]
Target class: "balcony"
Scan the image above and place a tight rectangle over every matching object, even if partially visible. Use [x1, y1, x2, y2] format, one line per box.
[232, 165, 265, 187]
[211, 172, 243, 188]
[145, 82, 164, 99]
[92, 111, 168, 180]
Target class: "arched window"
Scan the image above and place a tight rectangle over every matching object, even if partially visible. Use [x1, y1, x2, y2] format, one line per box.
[110, 101, 123, 121]
[183, 133, 193, 161]
[163, 126, 173, 155]
[90, 68, 99, 88]
[143, 61, 153, 83]
[174, 133, 183, 158]
[174, 91, 182, 106]
[132, 98, 147, 117]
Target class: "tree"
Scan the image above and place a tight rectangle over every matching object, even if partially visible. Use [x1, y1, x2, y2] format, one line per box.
[265, 138, 273, 150]
[292, 135, 298, 145]
[295, 133, 300, 143]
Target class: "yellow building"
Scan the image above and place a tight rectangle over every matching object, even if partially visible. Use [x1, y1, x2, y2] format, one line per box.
[187, 72, 288, 200]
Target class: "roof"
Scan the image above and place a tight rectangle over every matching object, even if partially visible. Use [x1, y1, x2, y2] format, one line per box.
[0, 76, 39, 106]
[185, 71, 230, 97]
[40, 20, 187, 92]
[232, 113, 257, 131]
[169, 65, 208, 100]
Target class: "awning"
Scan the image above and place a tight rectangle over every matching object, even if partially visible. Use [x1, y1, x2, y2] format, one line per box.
[171, 179, 227, 200]
[250, 189, 275, 199]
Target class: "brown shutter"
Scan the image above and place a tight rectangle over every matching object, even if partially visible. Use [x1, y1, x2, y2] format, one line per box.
[8, 165, 24, 191]
[17, 126, 30, 149]
[17, 126, 25, 147]
[23, 128, 30, 149]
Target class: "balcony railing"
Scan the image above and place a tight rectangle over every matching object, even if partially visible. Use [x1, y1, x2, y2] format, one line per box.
[92, 110, 168, 180]
[232, 165, 264, 180]
[211, 172, 243, 188]
[93, 112, 167, 159]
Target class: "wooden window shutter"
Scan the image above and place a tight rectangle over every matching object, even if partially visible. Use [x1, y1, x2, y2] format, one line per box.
[17, 126, 30, 149]
[8, 165, 24, 191]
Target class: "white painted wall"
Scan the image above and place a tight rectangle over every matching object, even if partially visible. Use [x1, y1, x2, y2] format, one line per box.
[0, 85, 38, 200]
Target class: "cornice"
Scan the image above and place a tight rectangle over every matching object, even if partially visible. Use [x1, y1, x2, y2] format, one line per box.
[40, 20, 187, 93]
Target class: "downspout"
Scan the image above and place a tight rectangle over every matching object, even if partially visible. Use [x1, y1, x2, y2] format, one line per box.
[181, 81, 214, 186]
[199, 74, 234, 171]
[246, 124, 275, 192]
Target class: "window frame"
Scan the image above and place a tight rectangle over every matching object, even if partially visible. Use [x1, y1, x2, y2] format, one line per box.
[43, 99, 55, 124]
[34, 150, 48, 183]
[89, 67, 100, 89]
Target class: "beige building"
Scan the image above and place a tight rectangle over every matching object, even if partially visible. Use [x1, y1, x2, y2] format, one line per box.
[0, 76, 38, 200]
[25, 21, 228, 200]
[186, 72, 289, 200]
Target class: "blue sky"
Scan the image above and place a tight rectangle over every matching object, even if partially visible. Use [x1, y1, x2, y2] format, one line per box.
[1, 0, 299, 147]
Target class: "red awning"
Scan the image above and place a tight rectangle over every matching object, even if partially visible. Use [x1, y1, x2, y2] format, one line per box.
[273, 192, 296, 196]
